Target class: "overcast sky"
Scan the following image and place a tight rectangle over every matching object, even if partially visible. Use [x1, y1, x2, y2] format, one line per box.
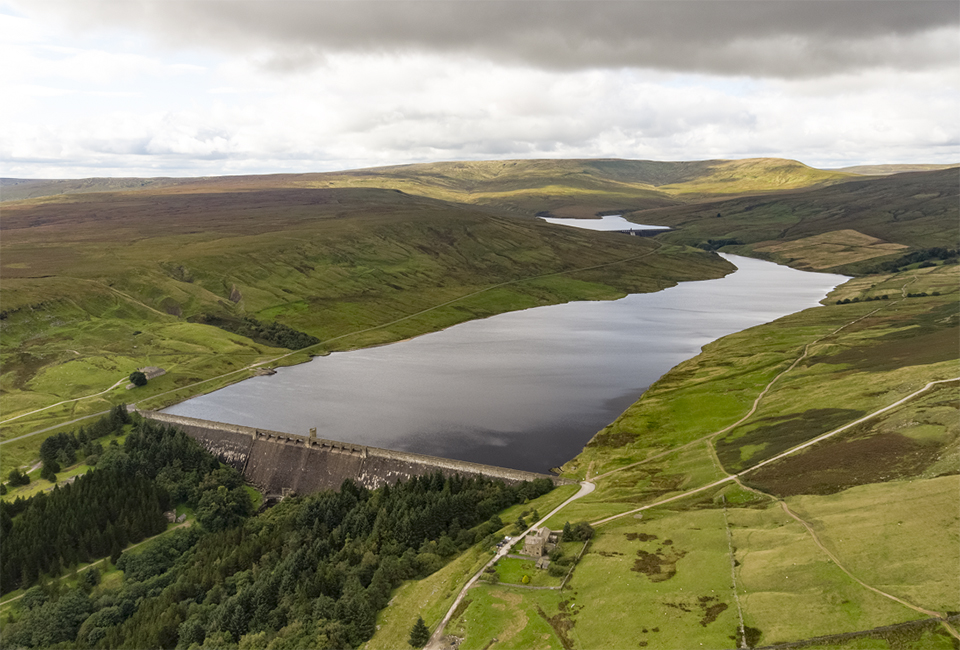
[3, 0, 958, 178]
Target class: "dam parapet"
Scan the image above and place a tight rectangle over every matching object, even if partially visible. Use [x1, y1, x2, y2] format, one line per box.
[140, 411, 572, 495]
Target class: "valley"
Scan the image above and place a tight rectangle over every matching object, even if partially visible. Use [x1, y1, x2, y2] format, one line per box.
[1, 158, 957, 649]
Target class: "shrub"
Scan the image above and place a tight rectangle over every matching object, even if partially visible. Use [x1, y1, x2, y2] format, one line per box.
[6, 468, 30, 487]
[571, 521, 595, 541]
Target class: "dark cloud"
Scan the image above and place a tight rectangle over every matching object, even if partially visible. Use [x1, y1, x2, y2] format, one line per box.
[32, 0, 959, 77]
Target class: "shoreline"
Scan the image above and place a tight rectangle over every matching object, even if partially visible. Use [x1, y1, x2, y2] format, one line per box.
[160, 255, 849, 474]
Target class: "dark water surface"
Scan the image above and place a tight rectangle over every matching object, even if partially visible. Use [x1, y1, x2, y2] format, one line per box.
[165, 255, 848, 473]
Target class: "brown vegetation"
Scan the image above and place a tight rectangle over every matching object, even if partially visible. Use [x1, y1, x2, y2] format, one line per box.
[745, 430, 952, 497]
[631, 545, 687, 582]
[716, 408, 865, 473]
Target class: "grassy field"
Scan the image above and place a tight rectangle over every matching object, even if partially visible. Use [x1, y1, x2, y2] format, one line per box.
[745, 382, 958, 497]
[446, 586, 569, 650]
[729, 502, 928, 645]
[751, 230, 909, 271]
[491, 556, 562, 588]
[430, 476, 957, 649]
[785, 476, 959, 612]
[567, 509, 741, 649]
[421, 264, 957, 649]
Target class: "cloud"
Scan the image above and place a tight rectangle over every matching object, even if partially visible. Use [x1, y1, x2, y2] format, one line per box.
[5, 54, 954, 178]
[22, 0, 959, 78]
[3, 1, 956, 177]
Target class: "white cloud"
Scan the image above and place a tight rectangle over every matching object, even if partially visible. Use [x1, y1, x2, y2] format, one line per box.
[21, 0, 959, 78]
[1, 2, 957, 178]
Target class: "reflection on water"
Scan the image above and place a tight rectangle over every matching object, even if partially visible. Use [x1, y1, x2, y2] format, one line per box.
[165, 255, 849, 473]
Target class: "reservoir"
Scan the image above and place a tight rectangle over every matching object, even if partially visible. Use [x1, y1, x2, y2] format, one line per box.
[165, 254, 849, 473]
[540, 215, 670, 231]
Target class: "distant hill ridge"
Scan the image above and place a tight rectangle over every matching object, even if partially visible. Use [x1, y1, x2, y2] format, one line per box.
[831, 163, 959, 176]
[1, 157, 853, 207]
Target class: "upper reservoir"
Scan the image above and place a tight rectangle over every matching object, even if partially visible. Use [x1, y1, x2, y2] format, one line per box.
[165, 254, 849, 473]
[540, 215, 670, 231]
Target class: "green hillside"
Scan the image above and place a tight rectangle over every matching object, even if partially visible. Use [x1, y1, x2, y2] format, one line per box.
[0, 183, 730, 469]
[1, 158, 957, 650]
[0, 155, 865, 448]
[629, 167, 959, 272]
[317, 157, 854, 217]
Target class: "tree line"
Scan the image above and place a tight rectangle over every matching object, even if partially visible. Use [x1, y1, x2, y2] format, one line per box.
[0, 469, 169, 592]
[1, 418, 251, 598]
[37, 404, 132, 481]
[4, 405, 133, 494]
[697, 238, 743, 251]
[1, 423, 554, 649]
[869, 247, 958, 274]
[193, 314, 320, 350]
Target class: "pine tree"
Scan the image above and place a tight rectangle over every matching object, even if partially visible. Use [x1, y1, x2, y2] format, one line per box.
[41, 463, 58, 483]
[408, 616, 430, 647]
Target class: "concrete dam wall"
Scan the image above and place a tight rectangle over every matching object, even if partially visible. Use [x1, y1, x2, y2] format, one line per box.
[141, 411, 571, 495]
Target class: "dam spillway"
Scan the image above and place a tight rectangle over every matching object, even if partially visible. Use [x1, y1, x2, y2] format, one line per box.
[140, 411, 571, 495]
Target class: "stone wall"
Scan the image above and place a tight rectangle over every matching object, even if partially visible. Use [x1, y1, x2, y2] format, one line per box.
[140, 411, 571, 495]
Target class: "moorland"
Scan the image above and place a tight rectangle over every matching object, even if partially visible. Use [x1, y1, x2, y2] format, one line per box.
[0, 158, 957, 649]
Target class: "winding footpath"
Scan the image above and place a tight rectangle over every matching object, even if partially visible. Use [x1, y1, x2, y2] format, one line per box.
[0, 378, 128, 427]
[589, 376, 959, 526]
[589, 300, 892, 482]
[426, 374, 958, 647]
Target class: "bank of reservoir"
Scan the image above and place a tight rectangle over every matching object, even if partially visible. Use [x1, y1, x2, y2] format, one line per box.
[165, 255, 848, 473]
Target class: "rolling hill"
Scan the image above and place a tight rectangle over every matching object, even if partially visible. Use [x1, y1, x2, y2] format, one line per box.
[626, 167, 959, 272]
[2, 157, 853, 217]
[0, 180, 731, 468]
[1, 157, 957, 650]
